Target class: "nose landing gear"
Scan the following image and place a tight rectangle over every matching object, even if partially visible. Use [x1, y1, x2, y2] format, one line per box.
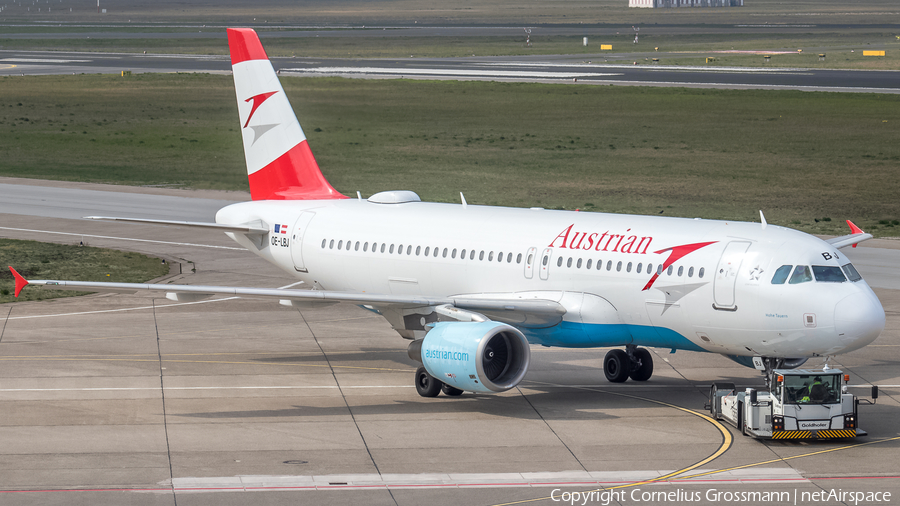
[604, 345, 654, 383]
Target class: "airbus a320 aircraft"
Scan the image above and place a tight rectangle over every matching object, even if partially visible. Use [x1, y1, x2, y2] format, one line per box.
[10, 28, 885, 398]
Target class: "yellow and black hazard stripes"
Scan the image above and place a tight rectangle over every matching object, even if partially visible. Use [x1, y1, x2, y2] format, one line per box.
[772, 429, 858, 440]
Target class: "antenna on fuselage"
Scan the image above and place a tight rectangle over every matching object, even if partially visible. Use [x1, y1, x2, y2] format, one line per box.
[759, 210, 768, 230]
[460, 192, 468, 209]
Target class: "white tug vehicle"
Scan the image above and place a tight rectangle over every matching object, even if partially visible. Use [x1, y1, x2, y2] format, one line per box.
[708, 364, 877, 440]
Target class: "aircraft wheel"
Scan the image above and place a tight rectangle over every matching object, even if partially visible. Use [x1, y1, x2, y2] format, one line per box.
[415, 366, 442, 397]
[604, 349, 630, 383]
[441, 384, 464, 396]
[629, 348, 653, 381]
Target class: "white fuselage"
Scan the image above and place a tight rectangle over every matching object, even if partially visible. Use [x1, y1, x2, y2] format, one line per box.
[217, 197, 885, 360]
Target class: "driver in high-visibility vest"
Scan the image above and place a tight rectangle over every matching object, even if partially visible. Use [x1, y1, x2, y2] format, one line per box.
[800, 376, 823, 402]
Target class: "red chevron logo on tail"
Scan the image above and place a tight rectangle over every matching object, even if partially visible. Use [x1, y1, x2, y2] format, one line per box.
[243, 91, 278, 128]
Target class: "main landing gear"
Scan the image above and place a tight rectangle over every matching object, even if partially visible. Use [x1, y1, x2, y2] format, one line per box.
[415, 366, 464, 397]
[604, 345, 654, 383]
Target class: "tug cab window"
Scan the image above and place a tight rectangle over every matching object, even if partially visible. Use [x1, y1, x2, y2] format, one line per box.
[782, 374, 840, 404]
[788, 265, 812, 284]
[812, 265, 846, 283]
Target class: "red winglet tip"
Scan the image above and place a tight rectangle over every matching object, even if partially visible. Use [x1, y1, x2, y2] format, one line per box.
[847, 220, 864, 235]
[9, 266, 28, 297]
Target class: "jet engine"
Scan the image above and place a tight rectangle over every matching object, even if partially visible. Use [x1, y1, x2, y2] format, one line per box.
[408, 321, 530, 393]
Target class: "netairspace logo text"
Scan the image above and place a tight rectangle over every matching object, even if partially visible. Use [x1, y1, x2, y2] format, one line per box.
[550, 488, 892, 506]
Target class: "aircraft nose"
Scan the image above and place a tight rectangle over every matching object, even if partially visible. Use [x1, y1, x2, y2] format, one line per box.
[834, 292, 885, 351]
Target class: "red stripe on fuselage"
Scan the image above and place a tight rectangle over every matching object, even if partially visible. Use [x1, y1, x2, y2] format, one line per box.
[227, 28, 269, 65]
[247, 141, 348, 201]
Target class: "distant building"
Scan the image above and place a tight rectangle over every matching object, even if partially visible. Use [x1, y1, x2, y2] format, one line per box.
[629, 0, 742, 7]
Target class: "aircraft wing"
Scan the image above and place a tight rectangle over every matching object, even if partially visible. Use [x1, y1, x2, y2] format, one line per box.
[8, 268, 566, 321]
[826, 220, 873, 249]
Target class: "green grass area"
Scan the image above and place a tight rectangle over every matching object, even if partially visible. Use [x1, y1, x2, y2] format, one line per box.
[0, 238, 169, 303]
[1, 0, 899, 26]
[1, 73, 899, 237]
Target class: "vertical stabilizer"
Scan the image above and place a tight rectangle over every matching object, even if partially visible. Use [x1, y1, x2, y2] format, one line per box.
[227, 28, 346, 201]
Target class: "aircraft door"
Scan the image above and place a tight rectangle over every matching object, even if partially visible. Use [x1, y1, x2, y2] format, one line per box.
[290, 211, 316, 272]
[524, 247, 537, 279]
[539, 248, 552, 280]
[713, 240, 751, 310]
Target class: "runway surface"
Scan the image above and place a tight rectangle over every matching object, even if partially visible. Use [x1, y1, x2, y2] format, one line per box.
[1, 48, 898, 93]
[0, 178, 898, 505]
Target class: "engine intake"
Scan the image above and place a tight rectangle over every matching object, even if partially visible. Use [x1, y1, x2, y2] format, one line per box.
[408, 321, 530, 393]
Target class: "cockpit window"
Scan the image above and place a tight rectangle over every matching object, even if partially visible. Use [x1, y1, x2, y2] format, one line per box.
[812, 265, 846, 283]
[788, 265, 812, 284]
[842, 263, 863, 282]
[771, 265, 792, 284]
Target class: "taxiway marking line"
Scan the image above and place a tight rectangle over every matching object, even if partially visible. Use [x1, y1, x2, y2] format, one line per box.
[675, 435, 900, 482]
[0, 356, 414, 372]
[491, 381, 734, 506]
[0, 385, 414, 392]
[281, 67, 621, 79]
[0, 226, 245, 250]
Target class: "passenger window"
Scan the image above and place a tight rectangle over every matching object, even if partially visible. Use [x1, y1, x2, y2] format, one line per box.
[470, 250, 476, 260]
[842, 263, 862, 282]
[517, 253, 523, 264]
[699, 267, 705, 278]
[657, 265, 663, 275]
[424, 246, 430, 256]
[789, 265, 813, 284]
[566, 257, 572, 268]
[321, 239, 326, 248]
[677, 266, 683, 276]
[364, 242, 369, 252]
[480, 251, 485, 261]
[407, 245, 412, 255]
[688, 266, 694, 277]
[416, 246, 421, 256]
[667, 266, 673, 276]
[616, 261, 622, 272]
[558, 257, 564, 267]
[542, 255, 548, 266]
[771, 265, 792, 284]
[498, 252, 504, 263]
[586, 259, 592, 269]
[355, 241, 360, 251]
[576, 258, 582, 269]
[398, 244, 403, 254]
[381, 243, 386, 253]
[443, 248, 448, 258]
[597, 260, 602, 270]
[489, 252, 494, 261]
[338, 240, 343, 250]
[461, 249, 466, 259]
[607, 261, 612, 271]
[813, 265, 846, 283]
[636, 263, 642, 274]
[389, 244, 394, 254]
[452, 248, 457, 259]
[507, 253, 512, 263]
[626, 262, 632, 273]
[647, 263, 653, 274]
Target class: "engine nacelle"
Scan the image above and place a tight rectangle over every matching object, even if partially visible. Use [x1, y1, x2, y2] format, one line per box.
[408, 321, 531, 393]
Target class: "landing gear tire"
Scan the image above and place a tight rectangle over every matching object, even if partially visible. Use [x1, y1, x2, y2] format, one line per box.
[604, 349, 630, 383]
[629, 348, 653, 381]
[415, 366, 442, 397]
[441, 384, 464, 396]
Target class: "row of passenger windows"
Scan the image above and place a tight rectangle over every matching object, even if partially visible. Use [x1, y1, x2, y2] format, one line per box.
[322, 238, 523, 264]
[554, 255, 705, 278]
[771, 264, 862, 284]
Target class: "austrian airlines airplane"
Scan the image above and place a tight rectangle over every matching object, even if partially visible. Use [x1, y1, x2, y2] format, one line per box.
[10, 28, 885, 397]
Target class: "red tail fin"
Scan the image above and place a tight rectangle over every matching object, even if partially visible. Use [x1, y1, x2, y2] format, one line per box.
[227, 28, 347, 201]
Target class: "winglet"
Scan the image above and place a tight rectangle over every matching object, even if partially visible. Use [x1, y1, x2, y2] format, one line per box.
[847, 220, 864, 248]
[8, 267, 28, 297]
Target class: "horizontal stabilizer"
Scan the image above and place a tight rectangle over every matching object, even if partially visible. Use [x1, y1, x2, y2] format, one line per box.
[84, 216, 268, 235]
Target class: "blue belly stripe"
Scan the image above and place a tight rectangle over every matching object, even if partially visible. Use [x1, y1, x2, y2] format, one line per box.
[523, 321, 706, 352]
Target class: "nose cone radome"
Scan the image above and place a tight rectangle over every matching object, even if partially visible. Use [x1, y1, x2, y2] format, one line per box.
[834, 292, 885, 352]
